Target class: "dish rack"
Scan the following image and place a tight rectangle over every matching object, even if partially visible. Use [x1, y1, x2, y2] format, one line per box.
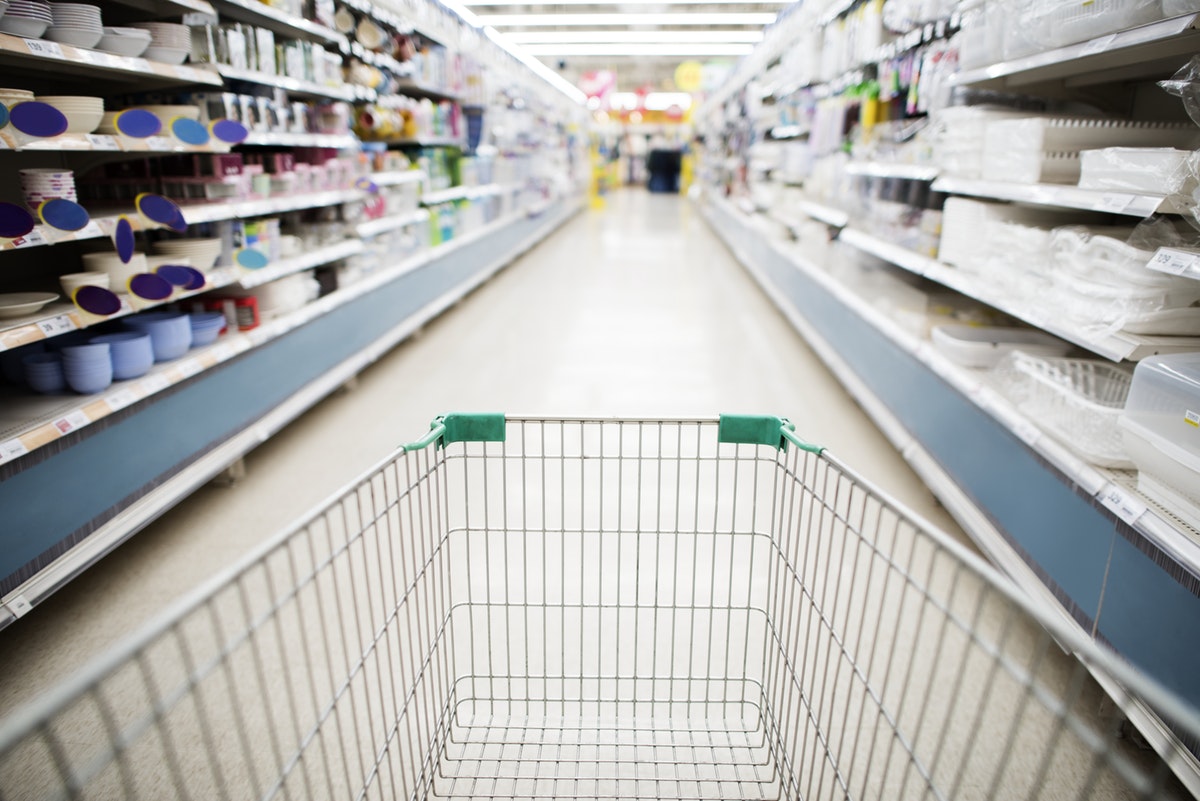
[993, 352, 1135, 468]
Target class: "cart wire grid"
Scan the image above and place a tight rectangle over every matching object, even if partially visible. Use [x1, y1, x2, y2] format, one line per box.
[1, 414, 1198, 801]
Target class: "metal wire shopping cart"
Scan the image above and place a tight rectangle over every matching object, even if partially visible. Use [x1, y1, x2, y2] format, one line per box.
[2, 414, 1199, 801]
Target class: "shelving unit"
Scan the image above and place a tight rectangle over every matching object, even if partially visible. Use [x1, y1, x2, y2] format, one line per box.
[698, 0, 1200, 789]
[0, 0, 589, 630]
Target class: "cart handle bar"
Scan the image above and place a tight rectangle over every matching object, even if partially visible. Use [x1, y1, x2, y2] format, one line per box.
[403, 414, 824, 454]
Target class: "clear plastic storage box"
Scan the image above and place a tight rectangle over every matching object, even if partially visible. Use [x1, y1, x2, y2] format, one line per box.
[1119, 352, 1200, 529]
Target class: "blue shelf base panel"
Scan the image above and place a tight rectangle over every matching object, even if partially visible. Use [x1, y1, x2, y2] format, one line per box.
[702, 198, 1200, 713]
[0, 203, 580, 618]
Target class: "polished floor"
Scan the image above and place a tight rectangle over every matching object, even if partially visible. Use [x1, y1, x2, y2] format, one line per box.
[0, 189, 963, 722]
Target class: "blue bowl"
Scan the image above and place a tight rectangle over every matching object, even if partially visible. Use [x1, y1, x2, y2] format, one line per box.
[91, 332, 153, 379]
[23, 353, 64, 394]
[125, 313, 192, 361]
[65, 368, 112, 394]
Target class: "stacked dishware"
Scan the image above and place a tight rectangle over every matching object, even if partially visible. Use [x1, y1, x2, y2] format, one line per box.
[151, 238, 222, 270]
[132, 104, 201, 122]
[124, 311, 191, 361]
[22, 351, 64, 394]
[95, 25, 151, 56]
[0, 88, 34, 108]
[34, 96, 103, 134]
[81, 250, 144, 287]
[188, 311, 225, 346]
[0, 0, 52, 39]
[45, 2, 102, 49]
[59, 341, 111, 393]
[89, 331, 152, 379]
[19, 168, 75, 211]
[59, 271, 108, 296]
[128, 21, 190, 64]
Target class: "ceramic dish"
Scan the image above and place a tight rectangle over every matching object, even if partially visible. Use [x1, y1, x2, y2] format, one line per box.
[0, 291, 58, 318]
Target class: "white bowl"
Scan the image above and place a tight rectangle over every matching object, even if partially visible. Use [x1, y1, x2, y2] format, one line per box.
[0, 16, 49, 37]
[43, 25, 102, 48]
[0, 292, 59, 318]
[95, 31, 149, 56]
[146, 254, 193, 269]
[35, 98, 102, 133]
[142, 45, 189, 65]
[59, 271, 109, 295]
[82, 251, 146, 285]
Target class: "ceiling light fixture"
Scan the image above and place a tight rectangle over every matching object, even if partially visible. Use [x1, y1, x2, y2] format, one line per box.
[520, 43, 755, 56]
[482, 27, 588, 103]
[505, 30, 763, 44]
[478, 12, 777, 26]
[463, 0, 790, 5]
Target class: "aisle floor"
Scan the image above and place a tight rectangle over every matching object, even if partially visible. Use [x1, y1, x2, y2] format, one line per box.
[0, 189, 964, 718]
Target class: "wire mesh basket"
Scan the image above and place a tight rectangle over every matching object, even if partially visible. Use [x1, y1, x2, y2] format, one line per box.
[1, 414, 1197, 800]
[992, 352, 1135, 468]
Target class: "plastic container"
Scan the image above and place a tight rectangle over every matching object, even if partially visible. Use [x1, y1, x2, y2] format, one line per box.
[1119, 352, 1200, 529]
[993, 352, 1133, 467]
[931, 324, 1072, 368]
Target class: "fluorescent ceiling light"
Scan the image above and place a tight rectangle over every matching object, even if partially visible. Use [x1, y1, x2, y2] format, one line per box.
[479, 12, 777, 26]
[607, 92, 693, 110]
[521, 43, 754, 55]
[506, 30, 762, 44]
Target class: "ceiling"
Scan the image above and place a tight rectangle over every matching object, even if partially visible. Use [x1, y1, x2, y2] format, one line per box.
[456, 0, 791, 96]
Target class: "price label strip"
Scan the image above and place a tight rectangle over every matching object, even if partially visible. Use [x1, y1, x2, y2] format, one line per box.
[1101, 485, 1148, 525]
[0, 438, 28, 464]
[1149, 247, 1200, 277]
[37, 315, 75, 337]
[23, 39, 65, 59]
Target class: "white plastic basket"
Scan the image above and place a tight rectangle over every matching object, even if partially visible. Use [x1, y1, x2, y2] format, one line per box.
[993, 352, 1135, 468]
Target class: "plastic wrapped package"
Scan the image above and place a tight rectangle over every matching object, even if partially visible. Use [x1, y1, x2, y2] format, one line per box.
[1077, 147, 1198, 196]
[992, 352, 1134, 468]
[1119, 352, 1200, 529]
[932, 106, 1041, 178]
[1018, 0, 1164, 52]
[1164, 0, 1200, 13]
[982, 117, 1200, 185]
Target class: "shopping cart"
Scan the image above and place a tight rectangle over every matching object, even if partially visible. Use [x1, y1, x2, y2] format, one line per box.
[2, 415, 1198, 801]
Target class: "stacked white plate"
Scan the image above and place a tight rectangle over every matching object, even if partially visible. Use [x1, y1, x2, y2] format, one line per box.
[46, 2, 101, 48]
[151, 238, 221, 270]
[128, 21, 190, 64]
[35, 95, 103, 133]
[0, 0, 52, 38]
[0, 87, 34, 107]
[95, 25, 150, 56]
[19, 168, 75, 211]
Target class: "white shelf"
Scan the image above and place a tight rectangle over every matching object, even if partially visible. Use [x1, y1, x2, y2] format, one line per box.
[240, 131, 359, 149]
[0, 131, 233, 154]
[208, 0, 349, 47]
[421, 183, 505, 205]
[0, 34, 223, 87]
[355, 209, 430, 238]
[951, 13, 1200, 90]
[932, 176, 1181, 217]
[178, 188, 364, 224]
[838, 227, 1200, 362]
[712, 193, 1200, 590]
[796, 199, 850, 228]
[210, 64, 370, 102]
[844, 162, 939, 181]
[0, 265, 239, 354]
[236, 239, 365, 288]
[370, 170, 427, 188]
[372, 136, 465, 148]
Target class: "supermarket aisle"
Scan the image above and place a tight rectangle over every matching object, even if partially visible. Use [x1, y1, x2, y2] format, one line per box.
[0, 189, 963, 716]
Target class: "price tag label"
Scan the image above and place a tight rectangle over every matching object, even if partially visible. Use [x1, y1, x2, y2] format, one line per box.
[146, 136, 173, 151]
[142, 373, 170, 393]
[212, 342, 235, 361]
[0, 438, 28, 463]
[52, 410, 89, 435]
[24, 39, 64, 58]
[10, 229, 47, 249]
[37, 315, 74, 337]
[106, 388, 138, 411]
[78, 220, 104, 239]
[1098, 193, 1134, 214]
[86, 134, 119, 150]
[1101, 485, 1148, 523]
[1150, 247, 1200, 276]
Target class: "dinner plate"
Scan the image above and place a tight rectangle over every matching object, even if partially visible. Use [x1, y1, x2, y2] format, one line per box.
[0, 291, 58, 318]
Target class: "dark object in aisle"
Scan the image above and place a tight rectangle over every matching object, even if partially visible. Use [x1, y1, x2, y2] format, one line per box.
[647, 149, 681, 193]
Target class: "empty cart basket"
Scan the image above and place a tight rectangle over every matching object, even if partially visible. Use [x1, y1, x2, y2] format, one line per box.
[2, 415, 1198, 801]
